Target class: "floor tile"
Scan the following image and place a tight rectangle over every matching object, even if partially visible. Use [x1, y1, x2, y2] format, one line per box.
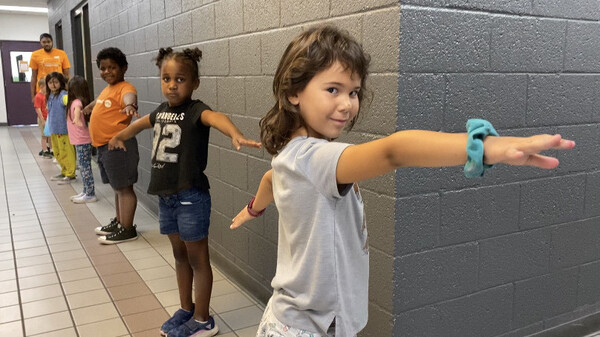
[58, 266, 98, 282]
[76, 317, 129, 337]
[22, 296, 68, 319]
[17, 262, 56, 278]
[0, 291, 19, 306]
[72, 302, 120, 325]
[20, 284, 63, 303]
[16, 254, 52, 267]
[0, 305, 21, 323]
[101, 270, 143, 287]
[0, 320, 23, 337]
[145, 275, 178, 293]
[210, 291, 254, 313]
[115, 294, 163, 316]
[29, 327, 78, 337]
[66, 289, 112, 309]
[62, 277, 104, 295]
[236, 325, 261, 337]
[220, 305, 263, 330]
[0, 279, 17, 293]
[18, 272, 59, 289]
[123, 308, 168, 333]
[108, 281, 153, 301]
[24, 311, 73, 336]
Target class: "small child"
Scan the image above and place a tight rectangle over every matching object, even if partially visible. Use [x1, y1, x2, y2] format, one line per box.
[66, 76, 97, 203]
[108, 47, 260, 337]
[85, 47, 139, 244]
[230, 25, 576, 337]
[45, 72, 76, 183]
[34, 77, 52, 158]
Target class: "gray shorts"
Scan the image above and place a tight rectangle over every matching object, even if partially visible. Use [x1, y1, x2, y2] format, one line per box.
[97, 137, 139, 190]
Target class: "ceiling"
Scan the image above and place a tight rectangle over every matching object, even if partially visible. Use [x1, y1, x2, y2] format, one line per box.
[0, 0, 48, 8]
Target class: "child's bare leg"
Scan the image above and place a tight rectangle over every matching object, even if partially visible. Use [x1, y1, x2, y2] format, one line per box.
[185, 237, 213, 321]
[114, 192, 120, 223]
[115, 185, 137, 228]
[168, 234, 194, 311]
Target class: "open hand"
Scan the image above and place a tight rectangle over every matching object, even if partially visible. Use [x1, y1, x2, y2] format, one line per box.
[232, 135, 261, 151]
[108, 137, 127, 151]
[122, 105, 140, 118]
[230, 206, 257, 229]
[483, 134, 575, 169]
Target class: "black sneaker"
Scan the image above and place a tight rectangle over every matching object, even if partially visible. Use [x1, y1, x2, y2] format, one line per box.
[98, 224, 138, 244]
[94, 218, 119, 235]
[38, 150, 44, 156]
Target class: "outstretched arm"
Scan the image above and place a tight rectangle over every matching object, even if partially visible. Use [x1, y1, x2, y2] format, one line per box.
[336, 130, 575, 185]
[200, 110, 261, 150]
[231, 169, 273, 229]
[108, 114, 152, 151]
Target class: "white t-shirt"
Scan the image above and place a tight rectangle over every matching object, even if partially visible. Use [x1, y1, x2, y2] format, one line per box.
[270, 136, 369, 337]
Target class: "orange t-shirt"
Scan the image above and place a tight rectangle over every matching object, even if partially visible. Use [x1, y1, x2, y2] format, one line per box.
[89, 81, 137, 147]
[29, 48, 70, 92]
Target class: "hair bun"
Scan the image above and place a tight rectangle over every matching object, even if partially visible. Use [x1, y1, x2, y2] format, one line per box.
[155, 47, 174, 67]
[182, 48, 202, 62]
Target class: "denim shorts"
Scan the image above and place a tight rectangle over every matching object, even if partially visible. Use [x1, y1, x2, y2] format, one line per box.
[158, 187, 211, 242]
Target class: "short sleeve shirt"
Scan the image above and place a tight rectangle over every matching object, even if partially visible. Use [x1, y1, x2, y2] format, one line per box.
[34, 92, 48, 120]
[29, 48, 70, 92]
[47, 90, 68, 135]
[270, 136, 369, 337]
[89, 81, 137, 147]
[66, 99, 92, 145]
[147, 99, 211, 195]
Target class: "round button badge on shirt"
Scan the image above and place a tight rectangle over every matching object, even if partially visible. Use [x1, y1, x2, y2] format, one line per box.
[104, 100, 112, 108]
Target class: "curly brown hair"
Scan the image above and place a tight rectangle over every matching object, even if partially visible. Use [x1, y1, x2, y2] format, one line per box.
[66, 76, 92, 121]
[154, 47, 202, 78]
[260, 25, 371, 155]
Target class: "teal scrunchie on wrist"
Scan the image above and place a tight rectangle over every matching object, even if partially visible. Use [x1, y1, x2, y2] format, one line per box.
[464, 119, 499, 178]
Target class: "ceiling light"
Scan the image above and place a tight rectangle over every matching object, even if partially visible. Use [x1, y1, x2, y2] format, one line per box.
[0, 6, 48, 14]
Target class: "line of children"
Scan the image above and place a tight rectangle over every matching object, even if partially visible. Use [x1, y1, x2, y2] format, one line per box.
[66, 75, 97, 203]
[45, 72, 76, 184]
[33, 77, 52, 158]
[108, 47, 260, 337]
[228, 25, 576, 337]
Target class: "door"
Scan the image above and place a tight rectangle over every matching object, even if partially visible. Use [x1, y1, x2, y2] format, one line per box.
[0, 41, 40, 125]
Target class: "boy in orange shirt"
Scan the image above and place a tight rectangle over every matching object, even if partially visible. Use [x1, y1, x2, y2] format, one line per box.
[84, 47, 139, 244]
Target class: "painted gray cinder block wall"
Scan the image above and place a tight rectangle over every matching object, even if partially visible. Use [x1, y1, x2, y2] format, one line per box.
[396, 1, 600, 336]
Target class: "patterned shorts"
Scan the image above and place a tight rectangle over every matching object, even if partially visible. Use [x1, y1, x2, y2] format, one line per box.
[256, 299, 335, 337]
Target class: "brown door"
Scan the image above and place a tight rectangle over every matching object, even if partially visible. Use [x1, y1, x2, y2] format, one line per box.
[1, 41, 40, 125]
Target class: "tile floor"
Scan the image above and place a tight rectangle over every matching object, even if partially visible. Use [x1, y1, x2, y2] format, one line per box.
[0, 126, 264, 337]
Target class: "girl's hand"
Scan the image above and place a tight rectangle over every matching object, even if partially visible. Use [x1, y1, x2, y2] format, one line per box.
[108, 137, 127, 151]
[231, 134, 261, 151]
[122, 105, 139, 117]
[230, 206, 256, 229]
[483, 134, 575, 169]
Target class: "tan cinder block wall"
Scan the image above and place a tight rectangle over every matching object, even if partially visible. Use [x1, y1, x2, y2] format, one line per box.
[48, 0, 400, 335]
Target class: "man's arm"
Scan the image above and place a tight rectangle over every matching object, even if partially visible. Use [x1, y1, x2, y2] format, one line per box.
[30, 69, 38, 103]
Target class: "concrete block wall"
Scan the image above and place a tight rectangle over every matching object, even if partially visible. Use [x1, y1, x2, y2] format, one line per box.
[47, 0, 399, 335]
[396, 1, 600, 336]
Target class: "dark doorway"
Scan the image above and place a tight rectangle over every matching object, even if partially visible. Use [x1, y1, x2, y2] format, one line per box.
[55, 21, 63, 50]
[0, 41, 40, 125]
[72, 3, 93, 96]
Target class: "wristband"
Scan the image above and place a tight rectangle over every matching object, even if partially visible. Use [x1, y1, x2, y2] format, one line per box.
[247, 197, 265, 217]
[464, 119, 498, 178]
[125, 103, 138, 109]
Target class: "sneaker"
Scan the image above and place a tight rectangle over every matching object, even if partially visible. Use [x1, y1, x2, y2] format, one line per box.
[95, 218, 119, 235]
[38, 150, 44, 156]
[98, 224, 138, 244]
[70, 192, 85, 201]
[160, 306, 194, 336]
[43, 151, 53, 159]
[50, 174, 65, 181]
[52, 158, 57, 163]
[72, 194, 98, 204]
[57, 175, 76, 185]
[167, 316, 218, 337]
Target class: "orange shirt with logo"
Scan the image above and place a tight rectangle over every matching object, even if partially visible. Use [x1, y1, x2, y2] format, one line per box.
[29, 48, 70, 92]
[89, 81, 137, 147]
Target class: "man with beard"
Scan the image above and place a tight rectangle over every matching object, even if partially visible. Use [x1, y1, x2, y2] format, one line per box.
[29, 33, 70, 104]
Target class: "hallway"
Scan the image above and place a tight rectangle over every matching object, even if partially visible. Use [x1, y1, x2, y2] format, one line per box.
[0, 126, 263, 336]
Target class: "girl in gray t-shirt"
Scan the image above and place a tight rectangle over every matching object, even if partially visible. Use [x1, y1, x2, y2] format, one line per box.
[231, 25, 575, 337]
